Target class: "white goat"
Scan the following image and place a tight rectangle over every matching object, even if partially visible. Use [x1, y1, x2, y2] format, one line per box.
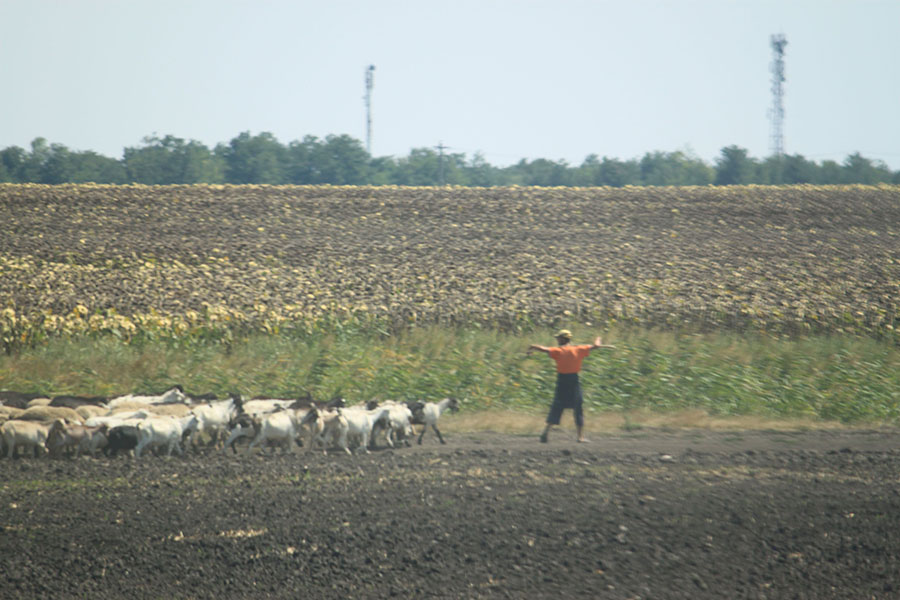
[246, 409, 307, 454]
[300, 404, 350, 455]
[134, 414, 198, 458]
[371, 401, 415, 448]
[221, 397, 293, 454]
[340, 405, 391, 454]
[222, 413, 260, 454]
[46, 421, 108, 458]
[416, 397, 460, 445]
[190, 395, 242, 449]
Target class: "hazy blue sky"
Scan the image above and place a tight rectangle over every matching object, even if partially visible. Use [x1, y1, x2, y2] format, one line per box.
[2, 0, 898, 168]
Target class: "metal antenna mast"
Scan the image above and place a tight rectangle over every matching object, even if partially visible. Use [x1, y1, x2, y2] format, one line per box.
[769, 34, 787, 157]
[364, 65, 375, 155]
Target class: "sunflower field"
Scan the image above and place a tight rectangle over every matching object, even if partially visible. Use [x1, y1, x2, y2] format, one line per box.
[1, 183, 898, 353]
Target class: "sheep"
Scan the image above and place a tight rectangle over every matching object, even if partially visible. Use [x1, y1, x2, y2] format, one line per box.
[26, 397, 53, 408]
[75, 404, 107, 421]
[49, 394, 108, 409]
[86, 409, 152, 429]
[0, 406, 26, 420]
[108, 401, 191, 417]
[134, 414, 198, 458]
[46, 421, 108, 458]
[107, 401, 156, 413]
[416, 397, 460, 445]
[239, 397, 296, 415]
[105, 425, 140, 457]
[0, 391, 44, 409]
[106, 385, 187, 410]
[146, 403, 193, 417]
[1, 419, 60, 458]
[18, 405, 84, 425]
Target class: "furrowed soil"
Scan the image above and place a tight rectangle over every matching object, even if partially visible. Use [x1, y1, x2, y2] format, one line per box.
[3, 428, 900, 600]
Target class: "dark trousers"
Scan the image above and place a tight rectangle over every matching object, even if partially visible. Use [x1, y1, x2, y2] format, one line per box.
[546, 372, 584, 427]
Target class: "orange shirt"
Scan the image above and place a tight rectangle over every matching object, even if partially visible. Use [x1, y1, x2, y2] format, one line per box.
[547, 344, 593, 374]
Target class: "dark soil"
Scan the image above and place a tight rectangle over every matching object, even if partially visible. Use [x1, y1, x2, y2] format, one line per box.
[2, 428, 900, 599]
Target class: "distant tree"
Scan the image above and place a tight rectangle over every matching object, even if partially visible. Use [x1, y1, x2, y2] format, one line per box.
[572, 154, 602, 186]
[39, 143, 127, 184]
[841, 153, 892, 184]
[124, 135, 222, 184]
[3, 131, 898, 187]
[392, 147, 468, 186]
[77, 151, 127, 183]
[508, 158, 571, 187]
[593, 156, 640, 187]
[782, 154, 820, 184]
[368, 156, 399, 185]
[639, 150, 713, 186]
[0, 146, 28, 182]
[180, 140, 224, 183]
[284, 134, 369, 184]
[284, 136, 316, 184]
[42, 143, 77, 183]
[18, 138, 51, 182]
[393, 148, 439, 186]
[463, 152, 500, 187]
[220, 131, 286, 184]
[312, 134, 370, 184]
[714, 145, 756, 185]
[758, 154, 818, 185]
[820, 160, 842, 184]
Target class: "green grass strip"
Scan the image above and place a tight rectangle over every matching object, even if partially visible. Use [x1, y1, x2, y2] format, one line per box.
[1, 326, 898, 424]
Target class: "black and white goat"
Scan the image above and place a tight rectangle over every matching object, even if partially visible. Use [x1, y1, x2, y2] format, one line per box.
[414, 397, 460, 445]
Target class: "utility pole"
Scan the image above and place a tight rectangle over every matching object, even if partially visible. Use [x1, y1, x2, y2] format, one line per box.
[769, 34, 787, 158]
[435, 141, 449, 185]
[364, 65, 375, 155]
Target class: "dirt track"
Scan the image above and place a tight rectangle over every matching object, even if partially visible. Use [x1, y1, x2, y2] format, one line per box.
[2, 428, 900, 599]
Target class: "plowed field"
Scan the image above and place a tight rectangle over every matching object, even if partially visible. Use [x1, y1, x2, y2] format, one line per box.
[2, 184, 898, 339]
[3, 429, 900, 599]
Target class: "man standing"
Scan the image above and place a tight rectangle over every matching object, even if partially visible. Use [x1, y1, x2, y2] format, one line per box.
[528, 329, 615, 443]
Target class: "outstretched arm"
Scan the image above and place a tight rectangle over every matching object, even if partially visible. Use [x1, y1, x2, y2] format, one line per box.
[590, 336, 616, 351]
[527, 344, 552, 355]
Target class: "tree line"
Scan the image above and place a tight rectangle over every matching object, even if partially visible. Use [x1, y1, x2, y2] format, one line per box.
[1, 132, 897, 187]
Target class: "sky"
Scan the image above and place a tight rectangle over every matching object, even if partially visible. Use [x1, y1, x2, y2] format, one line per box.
[2, 0, 899, 169]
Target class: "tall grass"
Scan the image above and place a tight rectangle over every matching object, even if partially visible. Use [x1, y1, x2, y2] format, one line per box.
[1, 326, 898, 424]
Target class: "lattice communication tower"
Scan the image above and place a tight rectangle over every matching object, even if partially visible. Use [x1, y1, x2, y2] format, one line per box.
[769, 34, 787, 157]
[364, 65, 375, 155]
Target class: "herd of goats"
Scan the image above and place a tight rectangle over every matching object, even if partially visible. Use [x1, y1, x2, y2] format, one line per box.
[0, 386, 461, 459]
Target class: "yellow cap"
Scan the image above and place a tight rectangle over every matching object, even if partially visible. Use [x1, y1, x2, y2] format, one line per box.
[555, 329, 572, 340]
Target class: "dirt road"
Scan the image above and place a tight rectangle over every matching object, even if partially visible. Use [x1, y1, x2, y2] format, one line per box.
[2, 428, 899, 599]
